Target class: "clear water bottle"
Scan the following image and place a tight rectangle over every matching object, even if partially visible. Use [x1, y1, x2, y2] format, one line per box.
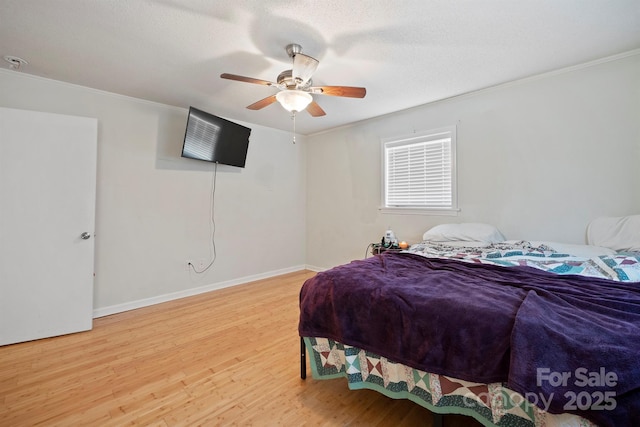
[384, 227, 397, 246]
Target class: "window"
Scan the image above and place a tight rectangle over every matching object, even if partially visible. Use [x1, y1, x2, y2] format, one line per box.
[381, 126, 457, 215]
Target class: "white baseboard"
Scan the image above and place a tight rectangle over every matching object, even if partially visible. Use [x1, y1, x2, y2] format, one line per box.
[304, 264, 327, 272]
[93, 265, 307, 318]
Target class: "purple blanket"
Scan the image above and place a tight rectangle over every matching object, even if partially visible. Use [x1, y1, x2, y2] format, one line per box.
[298, 252, 640, 426]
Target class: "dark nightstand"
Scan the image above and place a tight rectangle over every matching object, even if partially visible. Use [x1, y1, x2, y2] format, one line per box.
[371, 243, 402, 256]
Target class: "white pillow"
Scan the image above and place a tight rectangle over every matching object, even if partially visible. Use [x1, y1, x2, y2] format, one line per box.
[587, 215, 640, 252]
[422, 223, 505, 244]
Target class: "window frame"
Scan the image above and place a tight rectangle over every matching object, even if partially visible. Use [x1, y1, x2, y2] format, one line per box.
[380, 126, 458, 216]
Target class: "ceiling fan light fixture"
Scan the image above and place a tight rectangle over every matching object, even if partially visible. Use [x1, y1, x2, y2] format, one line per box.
[276, 90, 313, 113]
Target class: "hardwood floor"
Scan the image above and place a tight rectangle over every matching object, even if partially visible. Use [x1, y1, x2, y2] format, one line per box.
[0, 270, 482, 426]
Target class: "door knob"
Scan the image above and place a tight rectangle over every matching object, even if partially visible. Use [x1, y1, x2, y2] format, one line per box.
[80, 232, 91, 240]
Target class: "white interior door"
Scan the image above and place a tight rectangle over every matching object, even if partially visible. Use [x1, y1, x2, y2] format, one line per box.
[0, 107, 97, 346]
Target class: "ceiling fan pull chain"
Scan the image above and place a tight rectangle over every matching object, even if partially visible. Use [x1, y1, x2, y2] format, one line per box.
[292, 112, 297, 144]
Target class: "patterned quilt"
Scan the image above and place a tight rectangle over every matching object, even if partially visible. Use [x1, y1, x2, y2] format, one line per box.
[305, 337, 596, 427]
[407, 241, 640, 282]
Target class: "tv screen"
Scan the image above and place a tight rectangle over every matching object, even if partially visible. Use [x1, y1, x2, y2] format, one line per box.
[181, 107, 251, 168]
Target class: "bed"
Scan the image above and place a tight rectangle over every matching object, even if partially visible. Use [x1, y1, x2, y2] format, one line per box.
[299, 219, 640, 427]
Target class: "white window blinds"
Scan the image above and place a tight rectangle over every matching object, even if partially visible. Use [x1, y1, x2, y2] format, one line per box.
[383, 127, 456, 212]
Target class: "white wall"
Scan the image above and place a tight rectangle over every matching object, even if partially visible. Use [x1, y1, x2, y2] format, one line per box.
[306, 52, 640, 270]
[3, 51, 639, 309]
[0, 70, 306, 315]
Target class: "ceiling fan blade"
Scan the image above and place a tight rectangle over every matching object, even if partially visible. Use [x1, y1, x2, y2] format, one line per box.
[306, 101, 326, 117]
[311, 86, 366, 98]
[220, 73, 275, 86]
[292, 53, 319, 86]
[247, 95, 278, 110]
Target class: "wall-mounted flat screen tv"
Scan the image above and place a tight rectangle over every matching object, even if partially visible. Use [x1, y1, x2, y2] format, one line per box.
[181, 107, 251, 168]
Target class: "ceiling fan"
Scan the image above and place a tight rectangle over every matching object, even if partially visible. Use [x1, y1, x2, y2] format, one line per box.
[220, 44, 366, 117]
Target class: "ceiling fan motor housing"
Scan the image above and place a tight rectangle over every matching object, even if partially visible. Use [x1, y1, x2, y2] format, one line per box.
[277, 70, 312, 90]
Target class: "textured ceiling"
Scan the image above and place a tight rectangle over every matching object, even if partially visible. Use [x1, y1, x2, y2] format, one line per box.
[1, 0, 639, 135]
